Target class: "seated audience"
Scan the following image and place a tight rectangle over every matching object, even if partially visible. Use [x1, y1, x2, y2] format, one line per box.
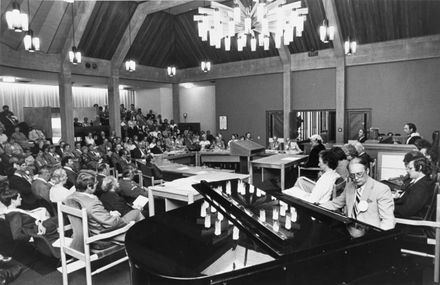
[357, 129, 367, 143]
[117, 167, 149, 204]
[11, 127, 30, 150]
[82, 117, 91, 127]
[304, 134, 326, 167]
[28, 127, 46, 144]
[73, 117, 83, 127]
[100, 176, 144, 222]
[269, 136, 281, 150]
[351, 141, 373, 167]
[84, 132, 95, 146]
[62, 156, 77, 189]
[404, 123, 421, 145]
[332, 147, 349, 179]
[227, 134, 238, 149]
[284, 150, 340, 204]
[139, 154, 163, 186]
[67, 172, 128, 239]
[342, 143, 358, 161]
[31, 166, 52, 203]
[9, 158, 52, 213]
[0, 128, 8, 145]
[49, 169, 74, 203]
[43, 145, 61, 168]
[284, 135, 302, 153]
[394, 156, 435, 218]
[1, 190, 58, 242]
[321, 157, 395, 230]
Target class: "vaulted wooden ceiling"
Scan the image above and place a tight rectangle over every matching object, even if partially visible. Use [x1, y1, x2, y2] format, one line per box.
[1, 0, 440, 69]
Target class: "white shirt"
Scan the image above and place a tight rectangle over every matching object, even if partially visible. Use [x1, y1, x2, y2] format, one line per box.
[284, 170, 340, 204]
[0, 134, 7, 145]
[50, 183, 74, 203]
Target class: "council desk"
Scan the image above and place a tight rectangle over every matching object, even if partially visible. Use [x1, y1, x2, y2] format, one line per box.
[126, 180, 402, 285]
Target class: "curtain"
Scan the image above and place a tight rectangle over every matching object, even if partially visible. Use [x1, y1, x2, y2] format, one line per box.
[0, 82, 135, 121]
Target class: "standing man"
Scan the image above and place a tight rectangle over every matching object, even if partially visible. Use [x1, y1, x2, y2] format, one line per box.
[321, 156, 395, 230]
[403, 123, 421, 145]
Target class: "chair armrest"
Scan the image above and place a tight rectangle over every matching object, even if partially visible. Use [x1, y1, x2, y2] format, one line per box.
[299, 166, 321, 171]
[86, 221, 135, 244]
[395, 218, 440, 228]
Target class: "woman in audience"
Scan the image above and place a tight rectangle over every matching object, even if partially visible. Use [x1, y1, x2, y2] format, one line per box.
[99, 176, 144, 222]
[44, 145, 61, 168]
[351, 141, 373, 167]
[4, 137, 24, 157]
[269, 135, 281, 150]
[49, 169, 74, 203]
[332, 147, 349, 179]
[0, 127, 8, 145]
[284, 149, 340, 203]
[35, 149, 48, 170]
[245, 132, 252, 141]
[342, 143, 358, 161]
[394, 156, 435, 218]
[304, 134, 326, 167]
[227, 134, 238, 149]
[148, 137, 163, 154]
[213, 136, 225, 150]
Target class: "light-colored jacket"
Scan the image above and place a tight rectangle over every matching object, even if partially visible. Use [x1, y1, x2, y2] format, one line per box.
[322, 177, 395, 230]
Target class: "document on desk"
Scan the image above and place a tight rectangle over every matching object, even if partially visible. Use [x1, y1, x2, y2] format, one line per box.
[281, 157, 297, 161]
[177, 166, 190, 170]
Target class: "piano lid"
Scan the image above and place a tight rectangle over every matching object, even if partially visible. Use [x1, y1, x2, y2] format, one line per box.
[192, 179, 384, 258]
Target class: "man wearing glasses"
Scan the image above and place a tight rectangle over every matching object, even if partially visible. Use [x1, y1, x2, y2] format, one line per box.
[321, 156, 395, 230]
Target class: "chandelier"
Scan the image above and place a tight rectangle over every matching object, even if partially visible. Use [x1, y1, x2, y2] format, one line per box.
[23, 0, 40, 52]
[194, 0, 308, 52]
[344, 37, 357, 55]
[167, 66, 176, 77]
[5, 1, 28, 32]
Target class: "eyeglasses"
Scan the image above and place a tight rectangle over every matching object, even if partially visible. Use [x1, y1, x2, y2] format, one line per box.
[349, 171, 366, 179]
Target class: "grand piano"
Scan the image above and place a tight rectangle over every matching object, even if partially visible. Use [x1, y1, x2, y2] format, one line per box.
[126, 179, 402, 285]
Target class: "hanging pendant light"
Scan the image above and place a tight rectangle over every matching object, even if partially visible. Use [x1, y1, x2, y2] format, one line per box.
[201, 60, 211, 72]
[319, 19, 334, 43]
[167, 66, 176, 77]
[6, 1, 28, 32]
[344, 37, 357, 55]
[23, 0, 40, 52]
[125, 7, 136, 72]
[69, 2, 81, 64]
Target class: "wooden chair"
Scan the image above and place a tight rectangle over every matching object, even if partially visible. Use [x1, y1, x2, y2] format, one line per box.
[297, 166, 321, 181]
[57, 200, 133, 285]
[395, 183, 440, 284]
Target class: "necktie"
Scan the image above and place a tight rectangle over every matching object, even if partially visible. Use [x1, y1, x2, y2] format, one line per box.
[352, 186, 362, 219]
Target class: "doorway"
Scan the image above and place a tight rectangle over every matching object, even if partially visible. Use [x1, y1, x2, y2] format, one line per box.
[346, 109, 371, 140]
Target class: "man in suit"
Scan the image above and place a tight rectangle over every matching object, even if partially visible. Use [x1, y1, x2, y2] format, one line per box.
[130, 141, 147, 159]
[31, 166, 52, 202]
[67, 172, 127, 238]
[321, 156, 395, 230]
[9, 158, 53, 214]
[117, 167, 149, 204]
[394, 156, 435, 218]
[62, 156, 77, 189]
[404, 123, 421, 145]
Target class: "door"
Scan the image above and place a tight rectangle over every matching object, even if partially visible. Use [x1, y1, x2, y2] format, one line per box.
[346, 109, 371, 141]
[266, 111, 283, 141]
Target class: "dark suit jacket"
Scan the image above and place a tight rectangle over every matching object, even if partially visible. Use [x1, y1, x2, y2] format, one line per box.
[407, 135, 421, 145]
[131, 147, 146, 159]
[305, 143, 326, 167]
[99, 191, 133, 216]
[63, 167, 77, 189]
[31, 178, 51, 202]
[5, 211, 58, 241]
[117, 179, 148, 204]
[394, 175, 435, 218]
[9, 174, 38, 209]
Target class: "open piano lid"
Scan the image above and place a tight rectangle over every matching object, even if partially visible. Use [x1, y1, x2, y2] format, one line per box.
[192, 179, 387, 258]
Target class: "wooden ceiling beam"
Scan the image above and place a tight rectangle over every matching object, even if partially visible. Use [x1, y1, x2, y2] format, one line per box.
[112, 0, 194, 70]
[322, 0, 345, 58]
[60, 1, 96, 64]
[35, 1, 67, 53]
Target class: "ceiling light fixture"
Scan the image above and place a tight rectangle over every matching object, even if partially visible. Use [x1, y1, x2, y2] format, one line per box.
[125, 6, 136, 72]
[319, 19, 334, 43]
[23, 0, 40, 52]
[5, 1, 28, 32]
[201, 60, 211, 72]
[167, 66, 176, 77]
[68, 1, 81, 64]
[194, 0, 308, 52]
[344, 37, 357, 55]
[181, 83, 194, 89]
[2, 77, 16, 83]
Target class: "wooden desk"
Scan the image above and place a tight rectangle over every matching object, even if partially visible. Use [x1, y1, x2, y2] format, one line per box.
[199, 150, 240, 164]
[148, 172, 249, 216]
[250, 154, 308, 190]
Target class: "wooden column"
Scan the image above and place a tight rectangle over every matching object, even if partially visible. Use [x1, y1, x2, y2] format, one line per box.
[278, 46, 291, 141]
[58, 66, 74, 144]
[108, 69, 121, 137]
[335, 60, 346, 143]
[172, 83, 180, 123]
